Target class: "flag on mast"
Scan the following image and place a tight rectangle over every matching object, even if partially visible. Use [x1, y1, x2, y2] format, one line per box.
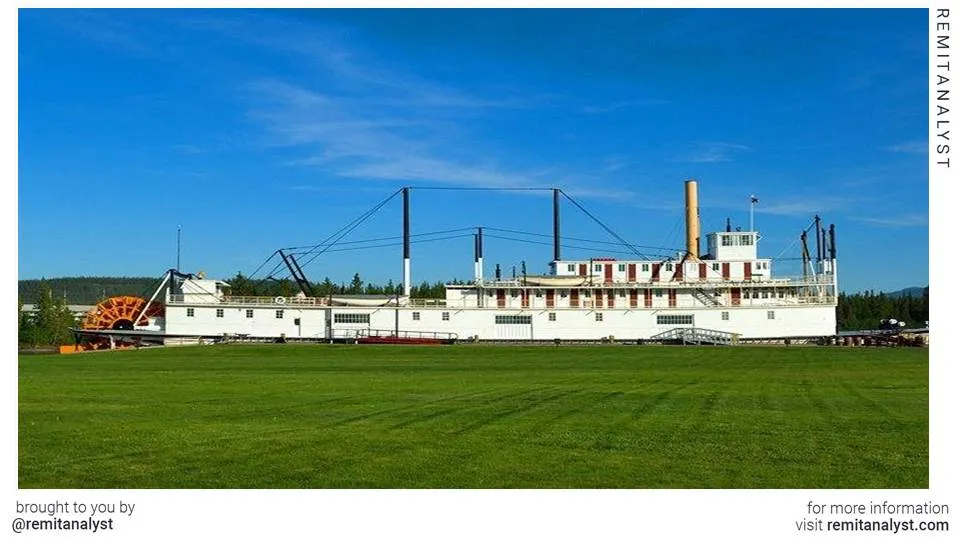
[750, 195, 759, 204]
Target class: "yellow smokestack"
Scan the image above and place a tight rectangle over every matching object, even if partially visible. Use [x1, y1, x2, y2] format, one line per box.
[685, 179, 700, 259]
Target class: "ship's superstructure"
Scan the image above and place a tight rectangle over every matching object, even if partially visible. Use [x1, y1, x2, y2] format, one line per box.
[77, 180, 838, 346]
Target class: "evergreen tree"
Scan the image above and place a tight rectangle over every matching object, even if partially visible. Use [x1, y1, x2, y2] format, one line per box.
[348, 273, 364, 294]
[227, 272, 257, 296]
[317, 277, 335, 297]
[30, 281, 74, 346]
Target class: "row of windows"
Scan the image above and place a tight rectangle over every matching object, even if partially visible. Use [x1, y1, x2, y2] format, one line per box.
[566, 263, 658, 273]
[720, 234, 755, 246]
[495, 315, 533, 325]
[333, 313, 370, 324]
[560, 260, 775, 275]
[488, 288, 788, 299]
[188, 308, 281, 319]
[656, 315, 695, 325]
[186, 309, 775, 325]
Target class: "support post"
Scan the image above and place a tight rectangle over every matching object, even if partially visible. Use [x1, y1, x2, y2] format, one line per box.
[829, 224, 836, 259]
[814, 215, 822, 264]
[553, 188, 561, 262]
[477, 226, 484, 283]
[402, 187, 411, 297]
[473, 233, 479, 282]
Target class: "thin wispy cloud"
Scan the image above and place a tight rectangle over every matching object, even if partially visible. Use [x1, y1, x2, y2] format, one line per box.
[886, 141, 928, 154]
[708, 195, 866, 217]
[673, 142, 751, 164]
[580, 98, 670, 114]
[172, 144, 206, 155]
[852, 214, 928, 227]
[237, 21, 617, 197]
[44, 10, 182, 59]
[601, 155, 638, 173]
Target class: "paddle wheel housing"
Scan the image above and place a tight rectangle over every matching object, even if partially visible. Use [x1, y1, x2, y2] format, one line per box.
[82, 296, 164, 330]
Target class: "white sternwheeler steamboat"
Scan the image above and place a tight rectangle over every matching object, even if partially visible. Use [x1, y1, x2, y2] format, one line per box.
[73, 180, 838, 349]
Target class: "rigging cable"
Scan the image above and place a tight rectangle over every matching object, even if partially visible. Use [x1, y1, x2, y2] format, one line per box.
[559, 191, 648, 259]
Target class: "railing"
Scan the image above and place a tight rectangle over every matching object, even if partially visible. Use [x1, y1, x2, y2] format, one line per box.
[334, 328, 459, 341]
[691, 288, 724, 307]
[406, 298, 448, 307]
[168, 294, 328, 306]
[649, 327, 740, 346]
[474, 275, 835, 288]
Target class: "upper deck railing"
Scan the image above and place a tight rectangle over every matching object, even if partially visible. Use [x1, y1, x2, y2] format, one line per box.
[466, 274, 835, 288]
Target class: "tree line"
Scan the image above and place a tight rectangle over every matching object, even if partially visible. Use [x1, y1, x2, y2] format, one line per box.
[836, 288, 928, 331]
[19, 277, 160, 305]
[225, 272, 456, 299]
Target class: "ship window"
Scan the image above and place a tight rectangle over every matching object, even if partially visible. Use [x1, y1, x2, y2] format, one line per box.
[595, 313, 603, 322]
[752, 291, 759, 299]
[412, 312, 420, 321]
[216, 308, 224, 318]
[246, 309, 254, 318]
[721, 311, 729, 321]
[442, 312, 450, 321]
[334, 313, 370, 324]
[618, 290, 625, 298]
[275, 310, 284, 319]
[560, 291, 567, 298]
[495, 315, 532, 325]
[763, 262, 768, 269]
[618, 264, 626, 272]
[656, 314, 694, 325]
[488, 291, 494, 297]
[778, 290, 785, 298]
[741, 235, 753, 246]
[567, 264, 575, 272]
[535, 290, 542, 298]
[722, 235, 733, 246]
[655, 289, 663, 297]
[768, 310, 775, 320]
[511, 290, 518, 298]
[594, 264, 602, 272]
[548, 312, 556, 322]
[186, 308, 195, 317]
[762, 291, 768, 299]
[665, 263, 673, 271]
[584, 290, 591, 297]
[756, 262, 762, 270]
[642, 264, 649, 272]
[712, 263, 720, 271]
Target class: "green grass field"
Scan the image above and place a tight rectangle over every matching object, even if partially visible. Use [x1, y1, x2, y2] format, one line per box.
[19, 344, 928, 488]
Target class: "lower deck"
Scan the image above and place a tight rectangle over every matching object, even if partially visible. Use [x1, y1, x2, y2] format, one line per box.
[163, 302, 837, 341]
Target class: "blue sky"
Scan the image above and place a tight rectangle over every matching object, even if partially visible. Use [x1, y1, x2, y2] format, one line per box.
[18, 8, 929, 293]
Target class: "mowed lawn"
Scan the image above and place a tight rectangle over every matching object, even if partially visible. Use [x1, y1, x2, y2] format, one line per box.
[19, 344, 927, 488]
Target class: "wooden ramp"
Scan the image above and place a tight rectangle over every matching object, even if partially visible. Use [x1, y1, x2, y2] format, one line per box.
[353, 329, 458, 345]
[649, 327, 740, 346]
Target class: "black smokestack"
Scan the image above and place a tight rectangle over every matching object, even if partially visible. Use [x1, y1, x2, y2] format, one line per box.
[829, 224, 836, 259]
[814, 215, 822, 263]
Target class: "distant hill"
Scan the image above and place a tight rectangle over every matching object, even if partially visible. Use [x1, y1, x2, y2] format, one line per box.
[884, 286, 927, 298]
[18, 277, 162, 305]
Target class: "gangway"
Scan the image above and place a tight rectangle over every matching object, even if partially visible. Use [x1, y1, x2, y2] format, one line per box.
[349, 328, 458, 345]
[649, 327, 740, 346]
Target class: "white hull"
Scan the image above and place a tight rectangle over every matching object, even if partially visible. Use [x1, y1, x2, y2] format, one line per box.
[163, 302, 836, 341]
